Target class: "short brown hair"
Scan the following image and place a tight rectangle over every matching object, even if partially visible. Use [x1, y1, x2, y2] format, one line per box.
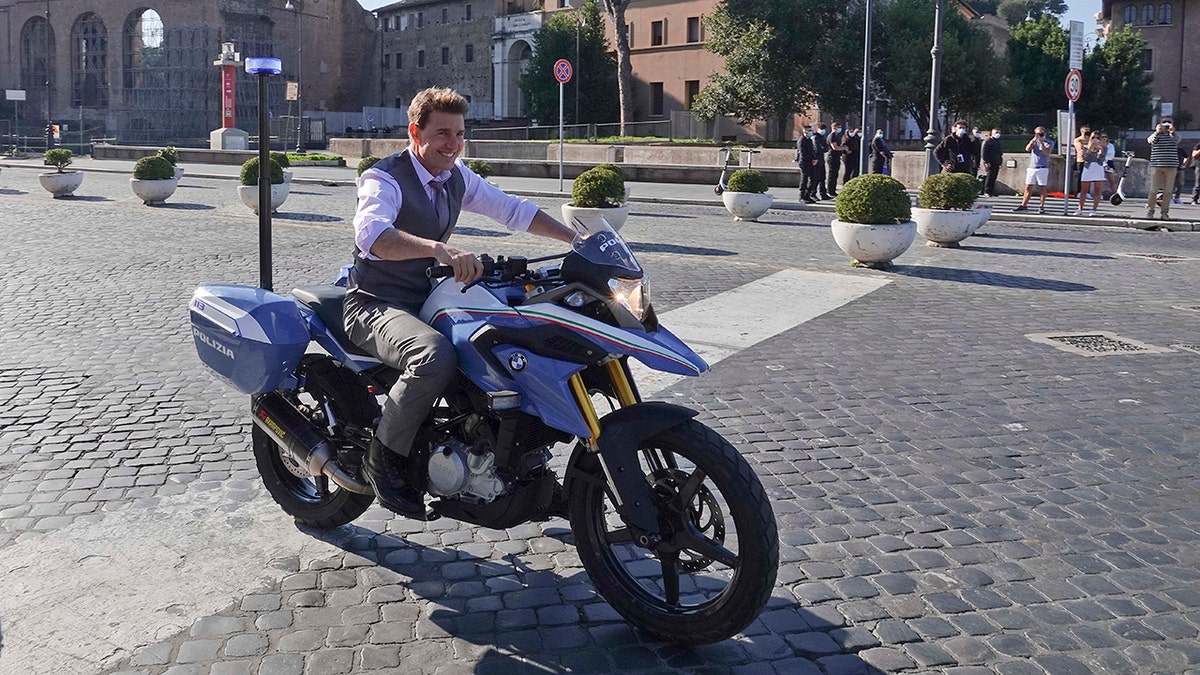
[408, 87, 469, 129]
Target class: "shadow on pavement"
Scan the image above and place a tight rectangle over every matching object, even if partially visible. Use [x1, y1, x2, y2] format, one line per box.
[176, 184, 217, 190]
[454, 225, 513, 238]
[629, 211, 696, 220]
[302, 523, 879, 673]
[273, 212, 344, 223]
[958, 245, 1114, 261]
[893, 265, 1096, 291]
[150, 202, 216, 211]
[630, 242, 736, 257]
[978, 232, 1100, 245]
[0, 188, 28, 195]
[60, 195, 113, 202]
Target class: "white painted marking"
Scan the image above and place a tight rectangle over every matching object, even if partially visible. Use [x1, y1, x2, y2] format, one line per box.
[0, 268, 888, 673]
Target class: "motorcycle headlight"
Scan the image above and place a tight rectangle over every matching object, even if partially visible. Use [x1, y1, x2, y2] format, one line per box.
[608, 276, 650, 322]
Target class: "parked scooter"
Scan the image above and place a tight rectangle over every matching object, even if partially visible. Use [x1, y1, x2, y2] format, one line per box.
[189, 217, 779, 645]
[1110, 151, 1135, 205]
[714, 146, 759, 194]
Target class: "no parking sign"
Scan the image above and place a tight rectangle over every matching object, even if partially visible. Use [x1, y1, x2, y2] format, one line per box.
[553, 59, 573, 84]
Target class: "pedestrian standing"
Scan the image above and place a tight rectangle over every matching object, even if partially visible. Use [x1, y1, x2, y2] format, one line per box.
[1014, 126, 1053, 214]
[1075, 131, 1105, 217]
[1101, 134, 1118, 197]
[797, 125, 818, 204]
[1171, 144, 1188, 204]
[970, 127, 984, 178]
[826, 122, 846, 197]
[870, 130, 893, 174]
[1072, 124, 1091, 196]
[842, 127, 862, 184]
[935, 121, 976, 173]
[1192, 141, 1200, 204]
[981, 128, 1003, 197]
[1146, 119, 1181, 220]
[812, 123, 831, 200]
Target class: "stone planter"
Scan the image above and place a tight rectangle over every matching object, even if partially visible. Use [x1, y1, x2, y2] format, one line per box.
[912, 207, 977, 247]
[173, 166, 184, 181]
[968, 203, 992, 236]
[38, 171, 84, 198]
[237, 183, 290, 214]
[830, 219, 917, 268]
[130, 177, 179, 205]
[561, 203, 630, 231]
[721, 191, 774, 222]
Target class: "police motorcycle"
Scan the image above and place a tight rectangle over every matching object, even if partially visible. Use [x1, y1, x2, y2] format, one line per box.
[188, 217, 778, 644]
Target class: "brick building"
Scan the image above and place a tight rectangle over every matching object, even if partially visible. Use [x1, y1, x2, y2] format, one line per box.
[0, 0, 374, 144]
[1100, 0, 1198, 124]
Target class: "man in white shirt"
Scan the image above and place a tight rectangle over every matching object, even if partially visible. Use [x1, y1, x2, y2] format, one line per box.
[344, 87, 576, 517]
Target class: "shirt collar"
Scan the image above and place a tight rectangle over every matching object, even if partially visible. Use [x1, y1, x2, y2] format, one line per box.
[408, 151, 452, 187]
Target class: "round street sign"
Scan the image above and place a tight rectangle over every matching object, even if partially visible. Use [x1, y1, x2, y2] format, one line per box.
[1065, 69, 1083, 102]
[553, 59, 573, 84]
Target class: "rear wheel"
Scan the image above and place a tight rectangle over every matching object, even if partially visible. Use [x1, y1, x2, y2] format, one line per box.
[568, 419, 778, 644]
[253, 425, 374, 528]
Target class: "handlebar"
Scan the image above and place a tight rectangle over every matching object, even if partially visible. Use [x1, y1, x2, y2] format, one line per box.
[426, 254, 531, 287]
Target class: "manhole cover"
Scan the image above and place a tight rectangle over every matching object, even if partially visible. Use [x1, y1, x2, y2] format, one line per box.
[1117, 253, 1195, 263]
[1026, 331, 1173, 356]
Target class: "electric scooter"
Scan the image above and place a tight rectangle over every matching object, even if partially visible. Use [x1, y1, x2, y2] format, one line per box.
[714, 146, 759, 194]
[1110, 151, 1135, 205]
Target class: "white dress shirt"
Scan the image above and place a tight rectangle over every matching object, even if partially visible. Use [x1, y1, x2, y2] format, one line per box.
[354, 153, 539, 260]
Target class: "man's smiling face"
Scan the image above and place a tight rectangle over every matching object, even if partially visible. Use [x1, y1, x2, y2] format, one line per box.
[409, 110, 465, 175]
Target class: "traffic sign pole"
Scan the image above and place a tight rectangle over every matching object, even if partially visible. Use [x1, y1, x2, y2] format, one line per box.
[552, 59, 573, 193]
[1063, 69, 1082, 215]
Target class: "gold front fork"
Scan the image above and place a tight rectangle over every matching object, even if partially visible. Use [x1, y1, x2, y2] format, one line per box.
[569, 360, 641, 447]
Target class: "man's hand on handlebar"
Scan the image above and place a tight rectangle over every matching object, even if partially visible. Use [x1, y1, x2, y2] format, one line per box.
[433, 243, 484, 284]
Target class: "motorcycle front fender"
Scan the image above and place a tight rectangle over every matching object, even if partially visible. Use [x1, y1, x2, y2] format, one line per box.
[566, 401, 698, 542]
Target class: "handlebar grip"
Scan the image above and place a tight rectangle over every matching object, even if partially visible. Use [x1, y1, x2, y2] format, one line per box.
[427, 265, 454, 279]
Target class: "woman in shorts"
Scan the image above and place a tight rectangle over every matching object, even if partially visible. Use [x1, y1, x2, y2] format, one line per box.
[1076, 131, 1106, 216]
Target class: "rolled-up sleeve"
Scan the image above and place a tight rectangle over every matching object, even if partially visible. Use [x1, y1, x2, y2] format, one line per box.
[354, 169, 402, 260]
[458, 162, 539, 232]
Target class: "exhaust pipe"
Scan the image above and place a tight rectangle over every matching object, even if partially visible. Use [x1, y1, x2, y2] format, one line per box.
[251, 393, 372, 494]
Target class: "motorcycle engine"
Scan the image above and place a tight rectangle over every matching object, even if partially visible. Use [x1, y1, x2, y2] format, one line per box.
[425, 439, 506, 502]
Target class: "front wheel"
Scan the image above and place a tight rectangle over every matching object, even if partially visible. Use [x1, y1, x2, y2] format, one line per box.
[568, 419, 778, 644]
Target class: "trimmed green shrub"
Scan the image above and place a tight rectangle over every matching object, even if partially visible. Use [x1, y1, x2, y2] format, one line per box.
[466, 158, 494, 179]
[726, 169, 768, 194]
[357, 156, 382, 176]
[44, 148, 73, 172]
[157, 146, 180, 166]
[133, 155, 176, 181]
[571, 166, 625, 208]
[595, 162, 625, 181]
[835, 174, 912, 224]
[239, 157, 285, 186]
[269, 151, 291, 169]
[917, 172, 978, 210]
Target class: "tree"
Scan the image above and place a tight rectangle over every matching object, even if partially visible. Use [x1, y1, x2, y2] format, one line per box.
[520, 0, 617, 125]
[1007, 14, 1068, 119]
[600, 0, 635, 136]
[997, 0, 1068, 25]
[1077, 25, 1153, 130]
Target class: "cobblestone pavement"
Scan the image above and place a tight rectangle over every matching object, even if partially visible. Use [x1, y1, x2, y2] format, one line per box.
[1, 166, 1199, 674]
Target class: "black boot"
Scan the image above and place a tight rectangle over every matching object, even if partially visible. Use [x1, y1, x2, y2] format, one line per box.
[364, 438, 435, 520]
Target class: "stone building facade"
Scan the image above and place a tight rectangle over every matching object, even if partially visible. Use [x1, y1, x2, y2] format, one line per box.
[0, 0, 374, 144]
[1101, 0, 1198, 125]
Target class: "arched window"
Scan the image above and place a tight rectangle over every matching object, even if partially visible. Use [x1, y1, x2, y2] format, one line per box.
[1142, 4, 1155, 25]
[71, 13, 109, 107]
[123, 9, 164, 90]
[20, 17, 55, 90]
[1125, 4, 1138, 24]
[1159, 3, 1173, 23]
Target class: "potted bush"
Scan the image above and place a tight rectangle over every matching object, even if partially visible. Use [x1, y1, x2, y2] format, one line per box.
[39, 148, 84, 198]
[130, 155, 179, 205]
[561, 165, 629, 231]
[721, 169, 774, 222]
[157, 146, 183, 180]
[830, 174, 916, 268]
[912, 172, 979, 247]
[357, 155, 382, 176]
[596, 162, 631, 202]
[237, 156, 289, 214]
[271, 151, 294, 184]
[466, 158, 494, 179]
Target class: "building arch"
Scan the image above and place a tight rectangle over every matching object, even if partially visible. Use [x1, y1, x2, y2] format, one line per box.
[20, 17, 55, 93]
[501, 39, 531, 118]
[1158, 3, 1172, 24]
[1141, 3, 1155, 25]
[1124, 4, 1138, 24]
[71, 12, 109, 108]
[123, 8, 165, 91]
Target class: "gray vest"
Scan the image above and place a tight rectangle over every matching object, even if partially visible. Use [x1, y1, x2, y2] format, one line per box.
[349, 151, 465, 309]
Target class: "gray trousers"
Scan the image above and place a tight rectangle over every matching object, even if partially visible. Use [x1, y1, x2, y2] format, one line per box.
[344, 291, 457, 457]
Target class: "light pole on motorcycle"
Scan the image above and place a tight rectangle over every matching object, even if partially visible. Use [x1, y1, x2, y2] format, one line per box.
[246, 57, 283, 291]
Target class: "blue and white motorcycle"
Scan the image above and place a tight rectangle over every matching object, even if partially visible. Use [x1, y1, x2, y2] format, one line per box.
[189, 219, 778, 644]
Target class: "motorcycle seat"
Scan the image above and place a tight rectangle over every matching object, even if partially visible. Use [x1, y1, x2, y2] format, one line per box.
[291, 286, 372, 357]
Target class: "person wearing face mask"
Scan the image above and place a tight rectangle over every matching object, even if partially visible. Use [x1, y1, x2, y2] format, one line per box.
[934, 121, 976, 174]
[812, 123, 831, 200]
[842, 127, 862, 184]
[796, 125, 818, 204]
[981, 128, 1004, 197]
[869, 130, 893, 174]
[970, 127, 984, 179]
[826, 122, 846, 197]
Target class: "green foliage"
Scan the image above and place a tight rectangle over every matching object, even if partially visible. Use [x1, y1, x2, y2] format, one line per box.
[1078, 26, 1154, 130]
[571, 166, 625, 207]
[466, 158, 494, 178]
[270, 151, 291, 169]
[287, 152, 341, 162]
[595, 162, 625, 180]
[44, 148, 73, 172]
[156, 146, 180, 166]
[133, 155, 176, 180]
[240, 157, 285, 186]
[917, 172, 979, 210]
[835, 174, 912, 224]
[997, 0, 1067, 25]
[357, 156, 382, 176]
[726, 169, 768, 193]
[1007, 16, 1069, 118]
[521, 0, 618, 125]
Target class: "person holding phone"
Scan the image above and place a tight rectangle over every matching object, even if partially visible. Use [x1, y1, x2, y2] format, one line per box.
[1146, 119, 1181, 220]
[1014, 126, 1054, 214]
[1075, 131, 1106, 216]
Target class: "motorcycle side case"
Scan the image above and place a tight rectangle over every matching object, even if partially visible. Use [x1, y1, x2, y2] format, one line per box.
[189, 284, 309, 394]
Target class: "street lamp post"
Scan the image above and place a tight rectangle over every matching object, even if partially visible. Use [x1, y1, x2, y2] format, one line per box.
[859, 0, 873, 176]
[574, 13, 584, 128]
[285, 0, 304, 152]
[923, 0, 945, 177]
[44, 0, 52, 150]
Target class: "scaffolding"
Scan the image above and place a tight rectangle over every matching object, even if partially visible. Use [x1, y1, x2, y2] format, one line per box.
[112, 25, 221, 145]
